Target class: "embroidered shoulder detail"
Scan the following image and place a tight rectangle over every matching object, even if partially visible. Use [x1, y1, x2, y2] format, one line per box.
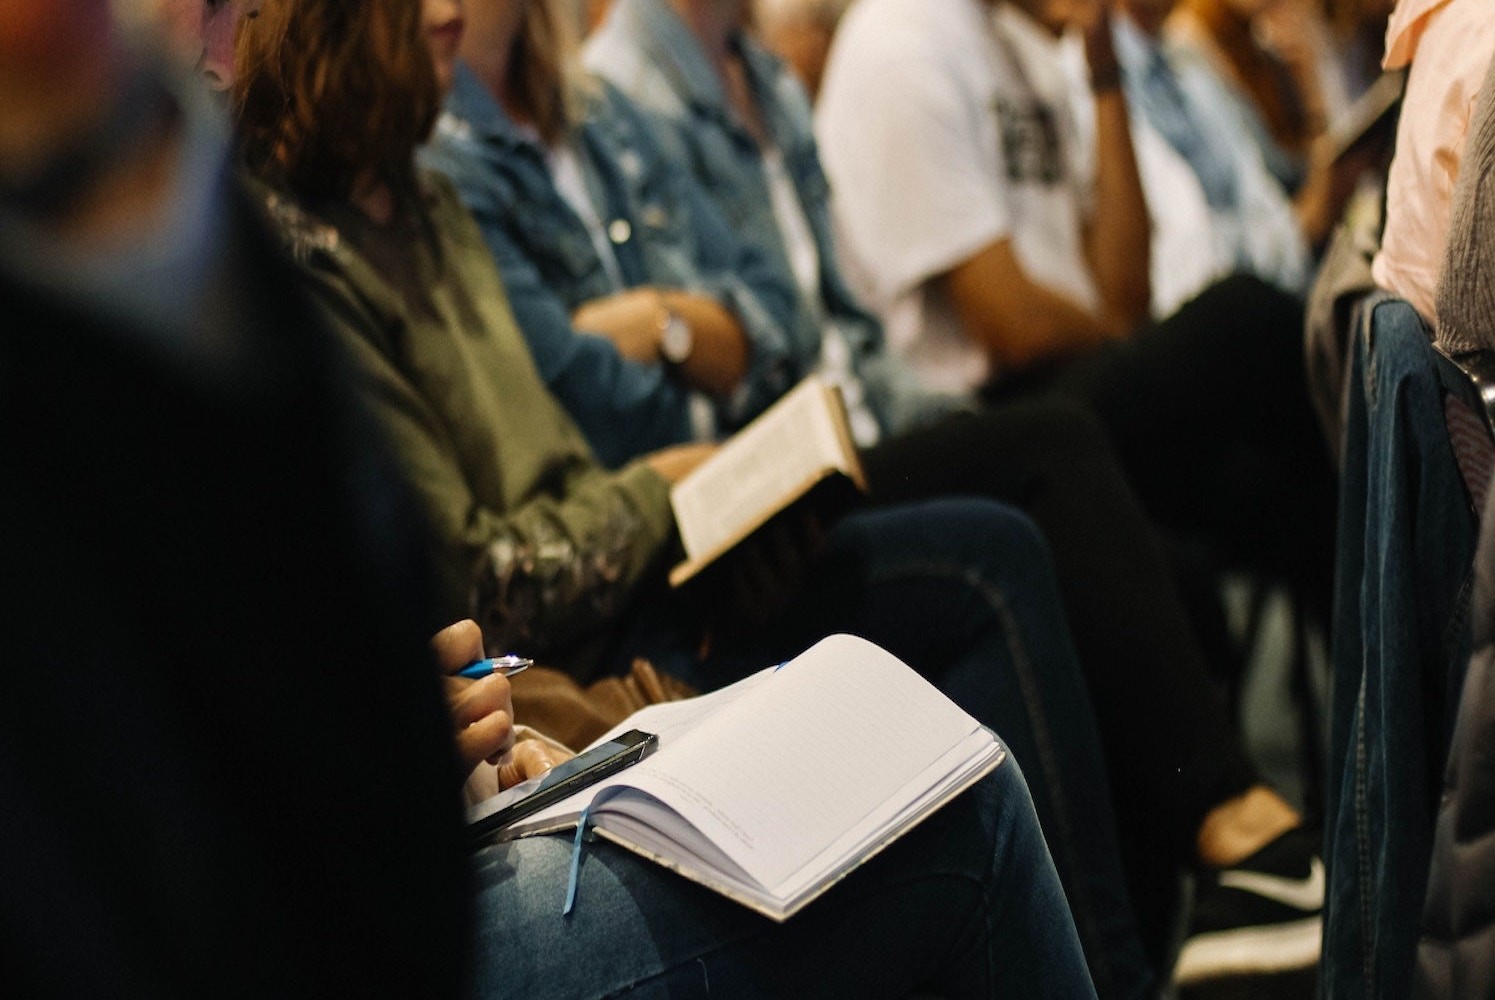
[258, 189, 341, 264]
[468, 495, 645, 657]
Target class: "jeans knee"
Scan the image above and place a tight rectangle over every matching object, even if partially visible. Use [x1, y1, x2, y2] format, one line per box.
[938, 498, 1057, 589]
[834, 499, 1059, 607]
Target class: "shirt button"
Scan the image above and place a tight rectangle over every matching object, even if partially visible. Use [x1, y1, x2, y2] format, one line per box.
[608, 219, 632, 244]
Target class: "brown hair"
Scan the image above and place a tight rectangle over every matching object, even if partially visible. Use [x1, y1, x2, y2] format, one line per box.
[509, 0, 588, 145]
[233, 0, 439, 204]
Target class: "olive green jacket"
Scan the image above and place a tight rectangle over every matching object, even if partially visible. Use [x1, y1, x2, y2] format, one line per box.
[257, 173, 676, 672]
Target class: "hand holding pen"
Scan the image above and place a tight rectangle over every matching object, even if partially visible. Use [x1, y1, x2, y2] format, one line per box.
[432, 621, 525, 773]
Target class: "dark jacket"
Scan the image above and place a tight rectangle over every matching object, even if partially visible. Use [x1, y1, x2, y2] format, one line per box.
[1417, 471, 1495, 999]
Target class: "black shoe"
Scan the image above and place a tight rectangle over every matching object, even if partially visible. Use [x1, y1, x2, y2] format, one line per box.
[1174, 827, 1323, 988]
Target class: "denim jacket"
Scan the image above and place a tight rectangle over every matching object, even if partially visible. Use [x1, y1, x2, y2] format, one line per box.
[586, 0, 965, 439]
[420, 64, 795, 468]
[1326, 295, 1479, 999]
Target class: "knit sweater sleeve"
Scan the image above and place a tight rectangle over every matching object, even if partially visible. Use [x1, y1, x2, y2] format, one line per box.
[1435, 53, 1495, 355]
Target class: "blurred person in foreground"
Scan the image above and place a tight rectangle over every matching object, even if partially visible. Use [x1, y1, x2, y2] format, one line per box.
[0, 0, 471, 994]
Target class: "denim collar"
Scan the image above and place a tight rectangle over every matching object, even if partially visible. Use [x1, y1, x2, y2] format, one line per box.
[443, 61, 543, 157]
[735, 37, 805, 150]
[611, 0, 767, 142]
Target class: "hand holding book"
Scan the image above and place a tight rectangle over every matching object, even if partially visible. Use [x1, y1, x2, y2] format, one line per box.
[668, 375, 866, 587]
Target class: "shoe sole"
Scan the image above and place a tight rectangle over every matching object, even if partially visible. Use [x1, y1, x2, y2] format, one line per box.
[1172, 916, 1321, 984]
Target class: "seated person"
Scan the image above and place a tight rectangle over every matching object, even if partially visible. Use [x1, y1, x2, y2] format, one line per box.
[811, 0, 1335, 610]
[228, 0, 1149, 992]
[585, 0, 1324, 984]
[1252, 0, 1393, 133]
[1419, 76, 1495, 973]
[1165, 0, 1320, 189]
[1066, 0, 1366, 314]
[440, 620, 1099, 999]
[420, 8, 799, 469]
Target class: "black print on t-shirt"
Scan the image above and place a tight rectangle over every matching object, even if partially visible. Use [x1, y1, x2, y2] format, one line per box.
[994, 98, 1064, 185]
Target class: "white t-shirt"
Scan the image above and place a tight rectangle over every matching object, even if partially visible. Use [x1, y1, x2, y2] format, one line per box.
[762, 144, 883, 447]
[548, 139, 627, 291]
[1055, 32, 1224, 319]
[816, 0, 1099, 393]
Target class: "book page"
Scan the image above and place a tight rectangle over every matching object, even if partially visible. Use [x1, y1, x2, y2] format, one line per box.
[670, 377, 852, 563]
[599, 634, 989, 892]
[774, 731, 1003, 901]
[508, 666, 779, 832]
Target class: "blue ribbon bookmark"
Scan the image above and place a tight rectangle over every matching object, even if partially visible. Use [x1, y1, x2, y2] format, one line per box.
[563, 801, 595, 916]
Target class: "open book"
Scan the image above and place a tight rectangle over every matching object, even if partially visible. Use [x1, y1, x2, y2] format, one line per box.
[669, 375, 867, 586]
[486, 634, 1005, 921]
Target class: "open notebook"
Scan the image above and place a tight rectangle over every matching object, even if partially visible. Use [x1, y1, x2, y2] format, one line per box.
[487, 634, 1006, 921]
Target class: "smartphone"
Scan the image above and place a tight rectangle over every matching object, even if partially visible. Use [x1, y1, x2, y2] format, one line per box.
[467, 728, 658, 845]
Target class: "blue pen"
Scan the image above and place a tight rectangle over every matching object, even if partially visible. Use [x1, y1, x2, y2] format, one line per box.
[457, 654, 533, 680]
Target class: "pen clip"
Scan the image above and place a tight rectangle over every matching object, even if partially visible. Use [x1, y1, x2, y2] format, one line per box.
[457, 654, 533, 680]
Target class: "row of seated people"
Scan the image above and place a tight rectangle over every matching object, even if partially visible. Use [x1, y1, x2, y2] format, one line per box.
[417, 0, 1334, 991]
[798, 0, 1495, 994]
[246, 0, 1341, 993]
[5, 0, 1449, 995]
[6, 5, 1094, 997]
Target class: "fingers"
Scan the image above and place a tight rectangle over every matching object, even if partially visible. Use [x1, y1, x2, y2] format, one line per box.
[455, 705, 515, 773]
[498, 739, 575, 791]
[449, 670, 513, 728]
[430, 619, 485, 676]
[449, 670, 516, 775]
[644, 442, 717, 483]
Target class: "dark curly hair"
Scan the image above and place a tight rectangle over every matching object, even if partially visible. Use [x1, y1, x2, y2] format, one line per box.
[232, 0, 439, 205]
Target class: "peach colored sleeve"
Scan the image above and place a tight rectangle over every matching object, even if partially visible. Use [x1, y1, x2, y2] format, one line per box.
[1372, 0, 1495, 327]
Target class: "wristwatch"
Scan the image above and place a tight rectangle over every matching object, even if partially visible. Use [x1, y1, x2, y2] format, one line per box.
[657, 302, 694, 366]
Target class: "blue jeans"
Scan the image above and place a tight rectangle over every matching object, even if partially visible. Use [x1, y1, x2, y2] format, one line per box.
[1324, 297, 1477, 998]
[468, 757, 1097, 998]
[612, 499, 1154, 998]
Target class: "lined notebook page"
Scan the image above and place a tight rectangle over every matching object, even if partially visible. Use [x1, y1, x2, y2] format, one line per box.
[605, 634, 985, 891]
[514, 668, 778, 830]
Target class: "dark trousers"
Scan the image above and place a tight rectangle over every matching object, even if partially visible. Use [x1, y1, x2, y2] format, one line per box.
[974, 273, 1336, 954]
[987, 274, 1337, 616]
[862, 399, 1256, 960]
[617, 499, 1155, 998]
